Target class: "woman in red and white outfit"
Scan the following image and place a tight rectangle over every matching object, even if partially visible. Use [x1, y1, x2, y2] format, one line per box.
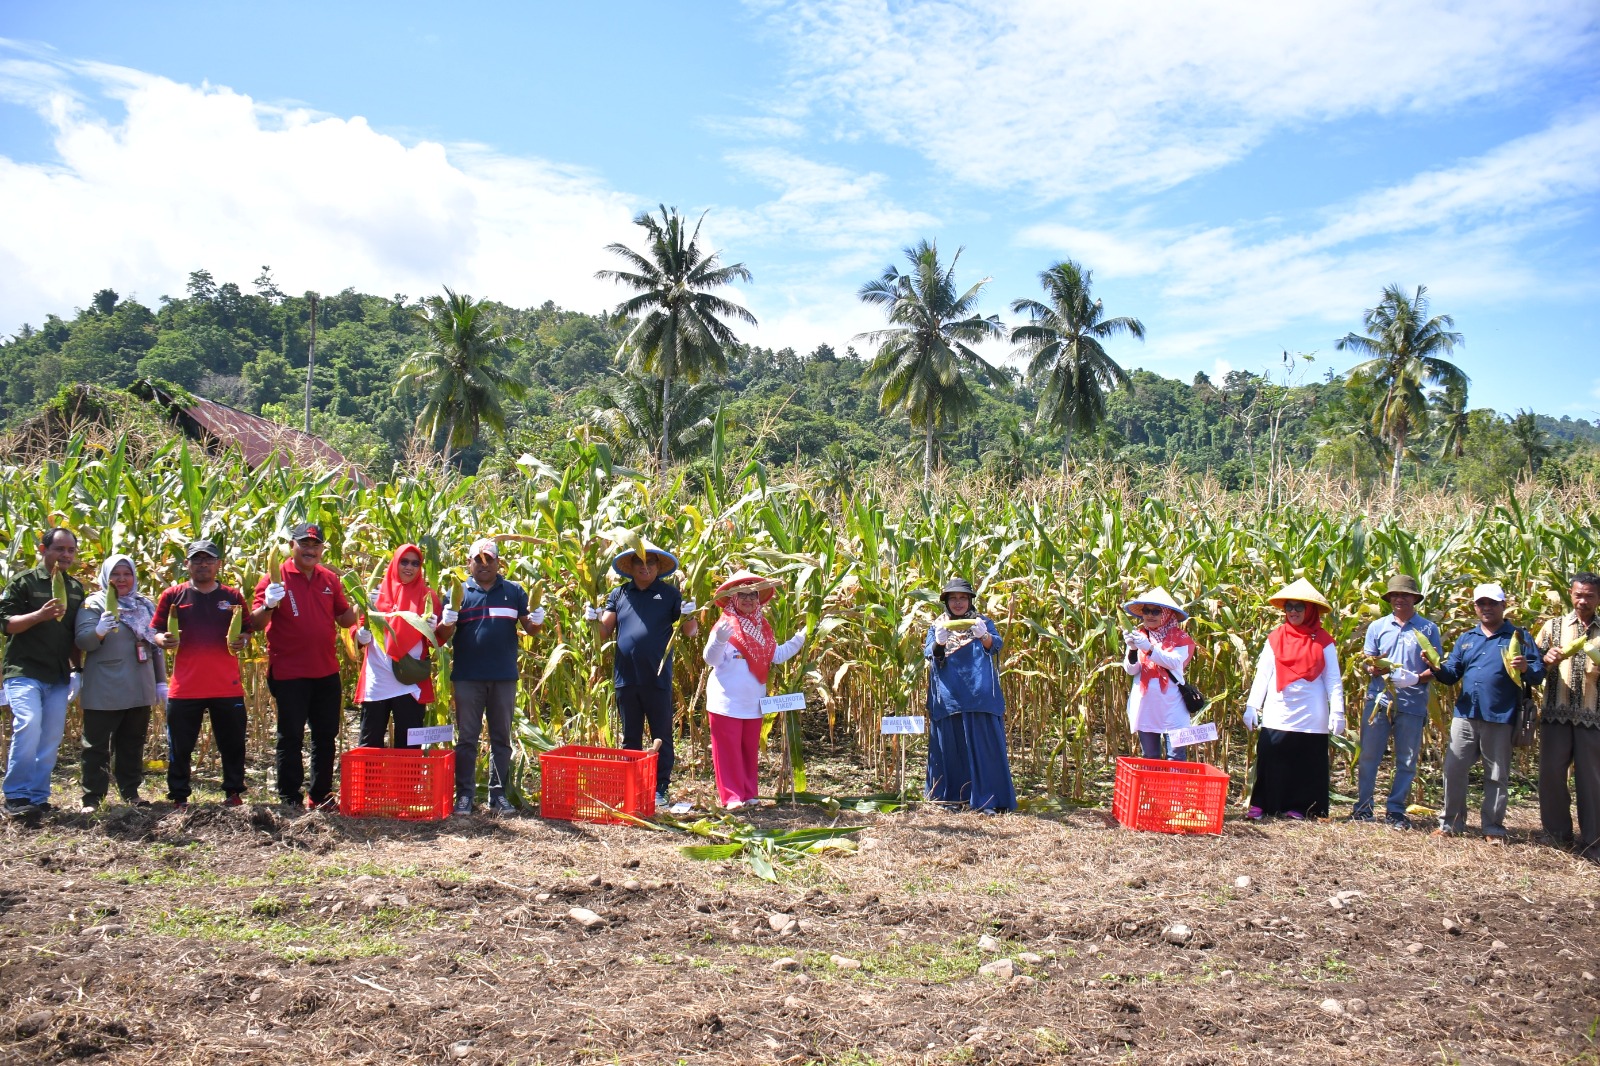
[1120, 586, 1197, 761]
[702, 570, 805, 809]
[355, 543, 444, 749]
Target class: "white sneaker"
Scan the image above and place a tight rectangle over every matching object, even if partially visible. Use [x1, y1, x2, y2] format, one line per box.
[654, 792, 669, 807]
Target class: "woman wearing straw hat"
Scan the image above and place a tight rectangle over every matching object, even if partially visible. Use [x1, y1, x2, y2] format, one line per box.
[589, 543, 697, 807]
[703, 570, 804, 809]
[924, 577, 1015, 813]
[1243, 578, 1345, 820]
[1121, 587, 1198, 762]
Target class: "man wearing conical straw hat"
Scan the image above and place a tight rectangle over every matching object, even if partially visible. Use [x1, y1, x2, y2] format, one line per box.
[1242, 579, 1344, 821]
[587, 541, 697, 807]
[1120, 587, 1197, 762]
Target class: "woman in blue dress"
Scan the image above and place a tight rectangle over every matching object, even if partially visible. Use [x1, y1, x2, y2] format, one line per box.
[924, 577, 1015, 813]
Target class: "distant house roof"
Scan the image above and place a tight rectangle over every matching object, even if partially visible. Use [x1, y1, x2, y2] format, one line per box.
[134, 380, 367, 482]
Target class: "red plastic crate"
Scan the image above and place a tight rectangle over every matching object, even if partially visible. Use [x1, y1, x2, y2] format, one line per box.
[338, 747, 455, 821]
[539, 745, 657, 824]
[1111, 756, 1229, 835]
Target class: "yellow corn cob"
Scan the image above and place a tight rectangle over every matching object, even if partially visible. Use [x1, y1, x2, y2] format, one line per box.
[167, 604, 181, 644]
[51, 564, 67, 607]
[1559, 634, 1588, 658]
[1501, 635, 1522, 683]
[226, 604, 243, 643]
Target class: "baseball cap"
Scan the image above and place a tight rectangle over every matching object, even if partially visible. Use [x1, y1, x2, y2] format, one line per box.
[289, 521, 325, 543]
[185, 538, 221, 560]
[1472, 582, 1506, 603]
[468, 537, 498, 559]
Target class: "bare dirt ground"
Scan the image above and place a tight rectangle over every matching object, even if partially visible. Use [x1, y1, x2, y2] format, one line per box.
[2, 760, 1597, 1066]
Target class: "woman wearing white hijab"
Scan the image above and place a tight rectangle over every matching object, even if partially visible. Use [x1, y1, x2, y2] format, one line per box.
[74, 554, 167, 811]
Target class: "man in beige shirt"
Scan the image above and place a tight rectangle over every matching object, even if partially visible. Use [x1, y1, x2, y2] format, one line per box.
[1536, 571, 1600, 858]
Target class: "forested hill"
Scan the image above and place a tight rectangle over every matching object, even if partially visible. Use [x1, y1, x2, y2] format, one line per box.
[3, 270, 1597, 496]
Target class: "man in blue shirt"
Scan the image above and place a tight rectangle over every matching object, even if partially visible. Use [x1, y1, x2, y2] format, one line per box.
[1352, 574, 1443, 829]
[1430, 582, 1544, 842]
[586, 544, 697, 806]
[439, 538, 544, 815]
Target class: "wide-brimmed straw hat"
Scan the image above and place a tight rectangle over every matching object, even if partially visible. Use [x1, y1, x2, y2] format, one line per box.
[714, 569, 779, 605]
[939, 577, 976, 605]
[1268, 578, 1332, 611]
[1381, 574, 1424, 602]
[611, 542, 679, 579]
[1122, 586, 1188, 620]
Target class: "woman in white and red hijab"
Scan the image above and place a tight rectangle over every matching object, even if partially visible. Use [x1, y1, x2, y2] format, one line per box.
[354, 543, 443, 749]
[702, 570, 805, 809]
[1120, 586, 1197, 762]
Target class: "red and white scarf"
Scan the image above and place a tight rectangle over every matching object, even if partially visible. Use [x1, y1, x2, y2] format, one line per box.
[721, 602, 777, 684]
[1137, 619, 1197, 693]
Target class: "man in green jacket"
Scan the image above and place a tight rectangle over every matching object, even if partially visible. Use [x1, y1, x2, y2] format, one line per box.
[1, 528, 85, 816]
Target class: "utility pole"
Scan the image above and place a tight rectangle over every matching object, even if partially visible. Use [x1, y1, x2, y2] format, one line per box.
[304, 293, 318, 435]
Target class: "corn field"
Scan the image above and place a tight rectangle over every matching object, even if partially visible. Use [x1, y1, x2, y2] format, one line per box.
[3, 430, 1597, 806]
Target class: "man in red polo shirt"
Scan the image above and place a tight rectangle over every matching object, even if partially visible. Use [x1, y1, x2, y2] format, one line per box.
[249, 521, 359, 810]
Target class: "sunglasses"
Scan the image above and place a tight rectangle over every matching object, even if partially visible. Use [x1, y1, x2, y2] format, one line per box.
[734, 590, 761, 599]
[1137, 606, 1164, 616]
[398, 557, 422, 568]
[1283, 601, 1308, 611]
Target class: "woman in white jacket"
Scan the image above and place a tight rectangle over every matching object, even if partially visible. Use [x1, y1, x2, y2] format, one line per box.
[703, 570, 805, 809]
[1121, 587, 1197, 761]
[1243, 578, 1345, 821]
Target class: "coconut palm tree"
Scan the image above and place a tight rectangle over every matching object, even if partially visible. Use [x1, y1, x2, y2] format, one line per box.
[1432, 378, 1470, 460]
[397, 287, 526, 465]
[596, 206, 755, 467]
[1009, 260, 1143, 480]
[856, 240, 1007, 487]
[1335, 284, 1466, 498]
[1509, 409, 1553, 476]
[587, 369, 722, 463]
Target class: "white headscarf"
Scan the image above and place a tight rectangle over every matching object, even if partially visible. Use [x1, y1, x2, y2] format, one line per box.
[98, 553, 158, 643]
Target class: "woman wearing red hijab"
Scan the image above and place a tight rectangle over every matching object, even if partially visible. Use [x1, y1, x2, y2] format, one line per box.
[354, 544, 444, 749]
[1243, 579, 1346, 820]
[702, 570, 806, 809]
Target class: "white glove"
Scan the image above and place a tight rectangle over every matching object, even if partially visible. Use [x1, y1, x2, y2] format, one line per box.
[155, 683, 168, 707]
[264, 582, 286, 608]
[681, 599, 697, 615]
[1329, 712, 1347, 736]
[1125, 629, 1152, 651]
[528, 607, 547, 625]
[711, 619, 735, 643]
[425, 614, 439, 628]
[933, 624, 949, 646]
[440, 607, 459, 627]
[95, 612, 118, 637]
[971, 618, 990, 641]
[355, 626, 373, 646]
[68, 672, 82, 705]
[1243, 707, 1259, 731]
[789, 630, 806, 652]
[583, 605, 600, 622]
[1388, 666, 1419, 689]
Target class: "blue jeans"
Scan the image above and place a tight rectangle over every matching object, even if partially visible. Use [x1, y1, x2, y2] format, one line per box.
[1137, 731, 1186, 762]
[1354, 698, 1426, 819]
[3, 677, 70, 804]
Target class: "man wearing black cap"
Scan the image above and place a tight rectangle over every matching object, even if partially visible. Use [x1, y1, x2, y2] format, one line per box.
[153, 539, 253, 807]
[249, 522, 359, 810]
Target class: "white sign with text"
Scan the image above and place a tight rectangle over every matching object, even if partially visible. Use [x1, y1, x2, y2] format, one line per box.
[1165, 722, 1219, 748]
[406, 725, 456, 746]
[760, 692, 807, 715]
[880, 716, 927, 735]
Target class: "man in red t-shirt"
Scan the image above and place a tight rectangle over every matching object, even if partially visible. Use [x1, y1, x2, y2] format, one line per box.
[249, 521, 359, 810]
[153, 539, 253, 808]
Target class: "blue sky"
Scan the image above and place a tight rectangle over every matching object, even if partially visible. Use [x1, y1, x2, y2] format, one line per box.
[2, 1, 1597, 418]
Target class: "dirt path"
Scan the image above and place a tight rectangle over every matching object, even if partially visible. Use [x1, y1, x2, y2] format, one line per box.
[2, 796, 1596, 1065]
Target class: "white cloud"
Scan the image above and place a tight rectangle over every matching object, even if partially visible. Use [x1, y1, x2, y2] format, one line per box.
[756, 0, 1597, 197]
[1015, 109, 1600, 363]
[0, 50, 641, 329]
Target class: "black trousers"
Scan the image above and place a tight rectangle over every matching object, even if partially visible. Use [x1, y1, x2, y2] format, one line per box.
[165, 697, 248, 800]
[618, 685, 675, 792]
[268, 673, 342, 804]
[81, 706, 151, 804]
[359, 695, 426, 749]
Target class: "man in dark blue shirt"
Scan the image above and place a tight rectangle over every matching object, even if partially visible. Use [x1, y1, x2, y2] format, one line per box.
[439, 538, 544, 815]
[1431, 582, 1544, 842]
[587, 544, 697, 805]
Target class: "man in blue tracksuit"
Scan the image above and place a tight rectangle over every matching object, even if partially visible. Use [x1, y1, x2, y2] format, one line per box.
[1430, 581, 1544, 842]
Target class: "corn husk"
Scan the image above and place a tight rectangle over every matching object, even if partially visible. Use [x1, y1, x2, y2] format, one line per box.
[51, 565, 67, 607]
[1501, 633, 1524, 684]
[1365, 653, 1401, 672]
[371, 610, 440, 649]
[1411, 630, 1441, 670]
[1586, 638, 1600, 667]
[1560, 634, 1589, 658]
[226, 604, 243, 643]
[942, 618, 979, 630]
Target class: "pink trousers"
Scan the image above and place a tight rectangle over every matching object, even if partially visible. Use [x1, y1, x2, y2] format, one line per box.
[709, 713, 762, 807]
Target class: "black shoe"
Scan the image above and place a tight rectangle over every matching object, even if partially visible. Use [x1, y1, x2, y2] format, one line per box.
[171, 799, 189, 811]
[1385, 814, 1413, 830]
[122, 797, 152, 808]
[4, 798, 41, 817]
[1347, 811, 1375, 823]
